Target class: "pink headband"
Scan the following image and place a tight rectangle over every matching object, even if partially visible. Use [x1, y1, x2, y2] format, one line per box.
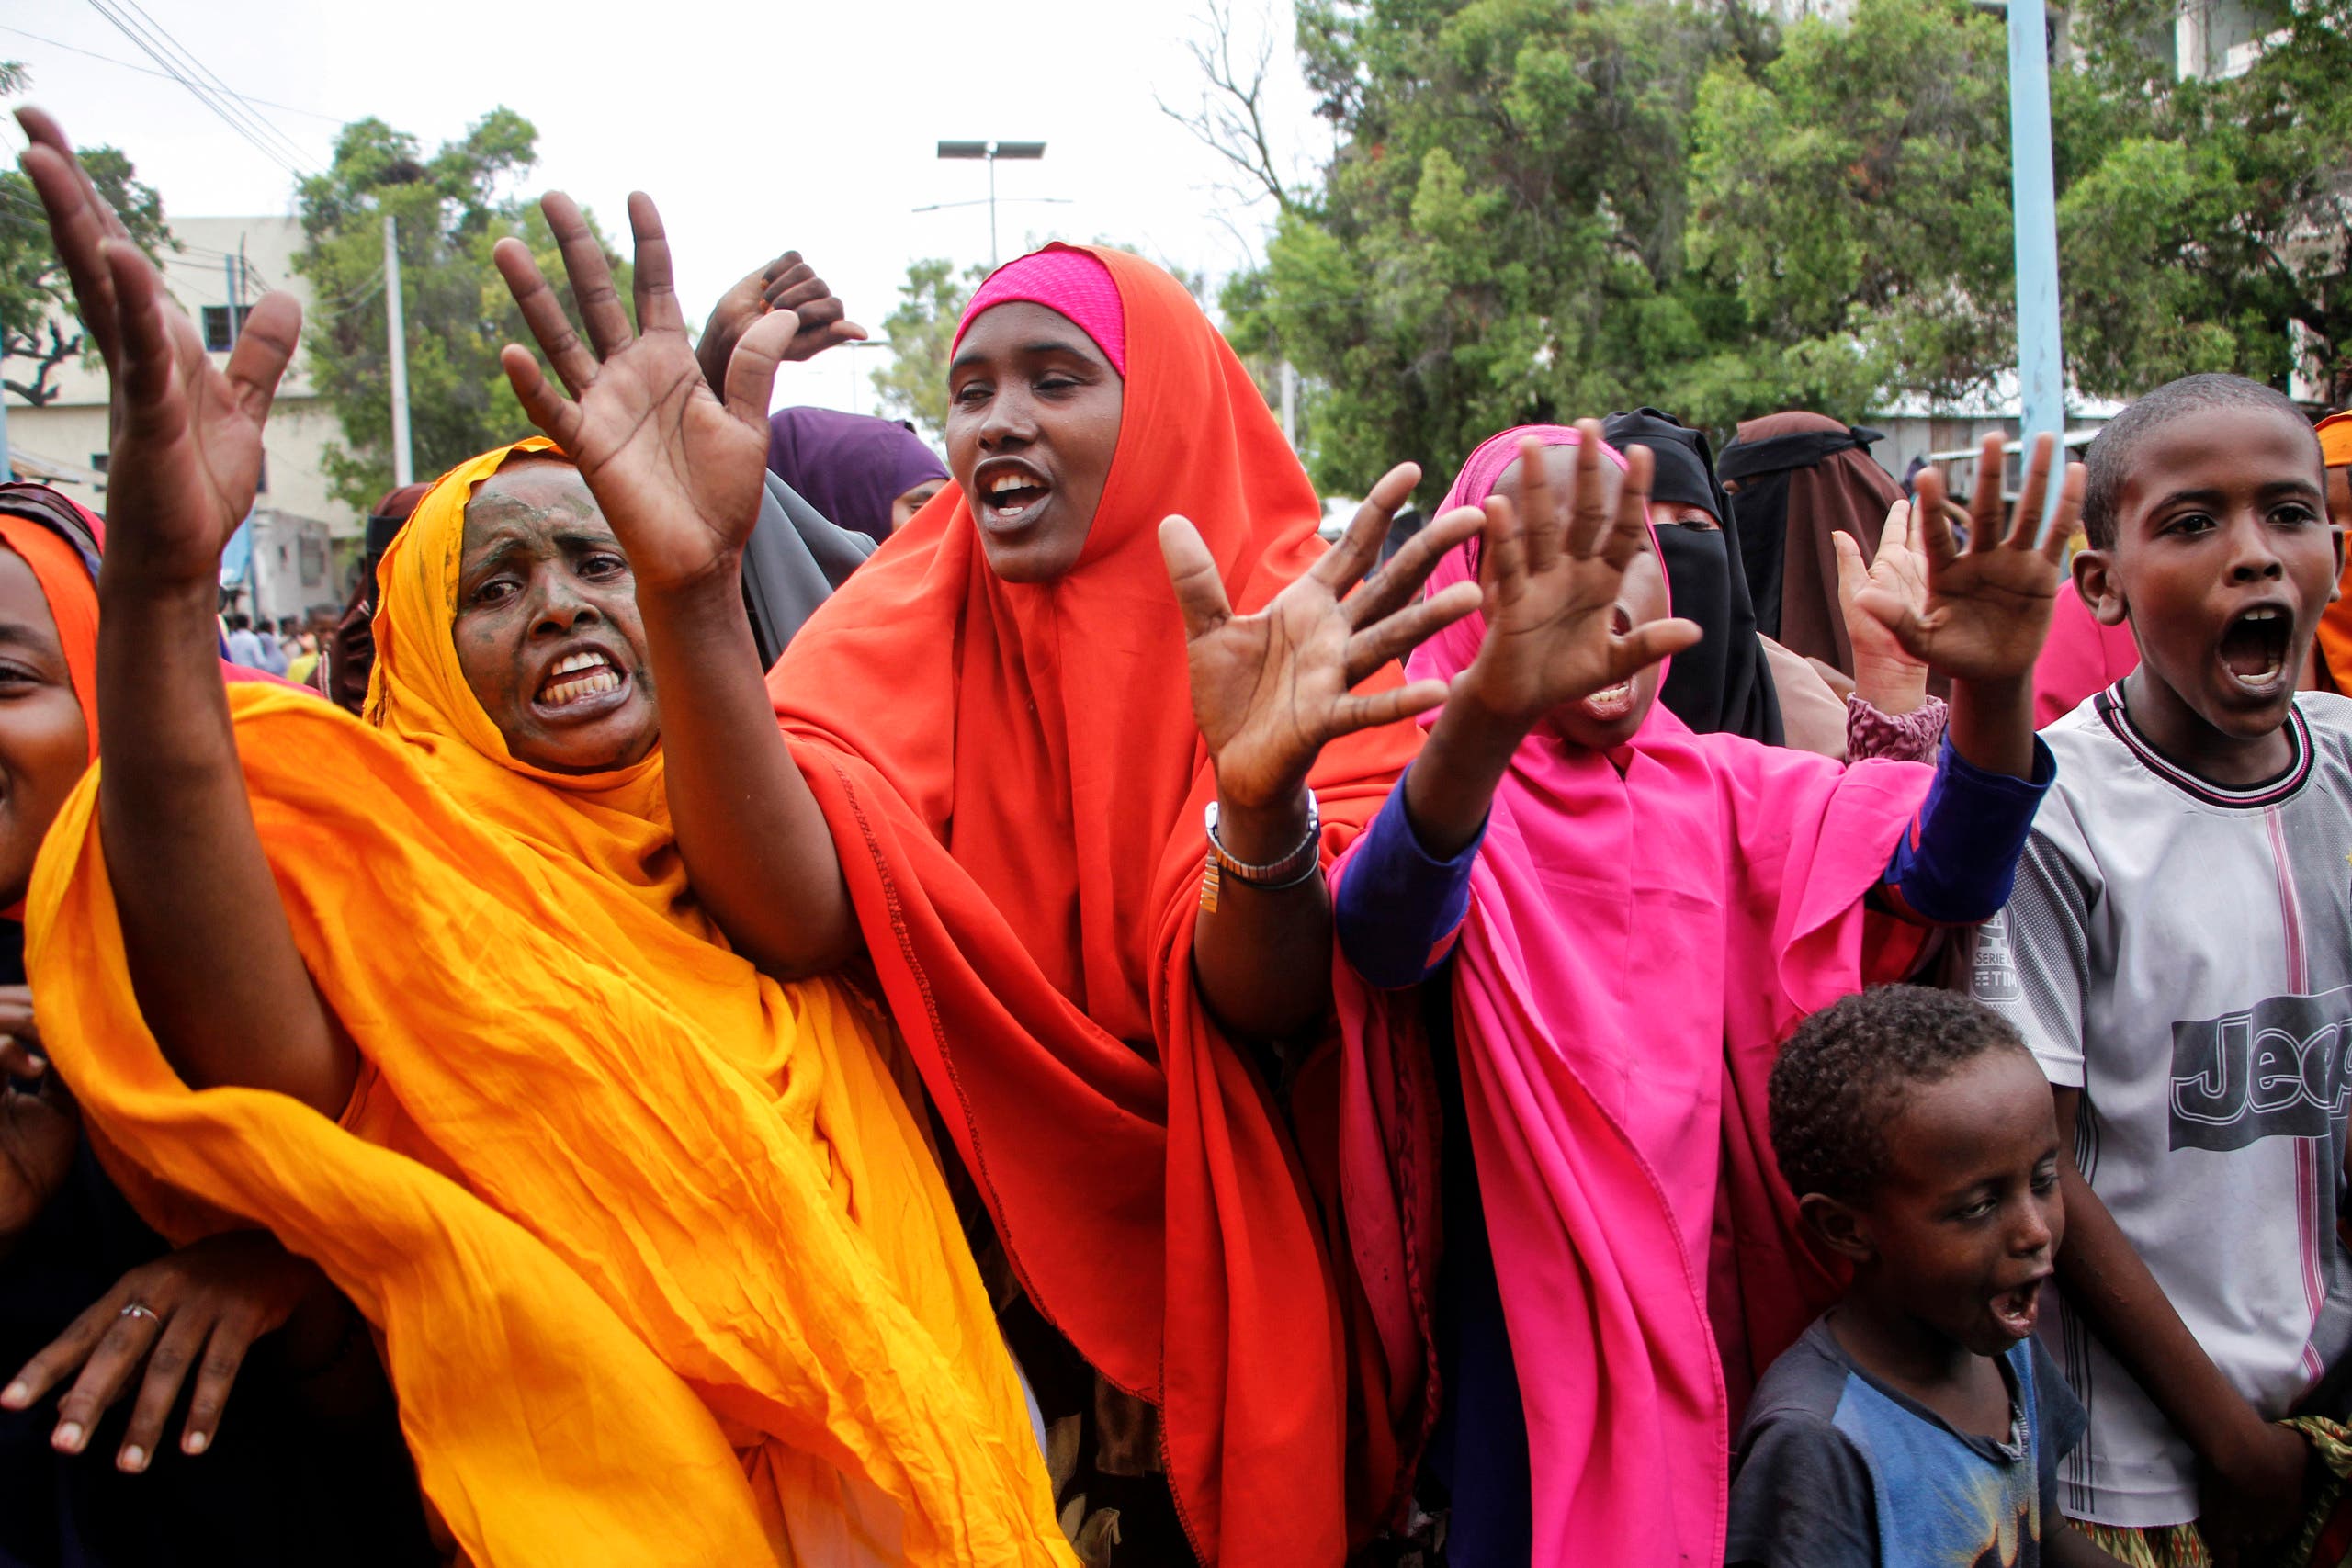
[953, 246, 1128, 377]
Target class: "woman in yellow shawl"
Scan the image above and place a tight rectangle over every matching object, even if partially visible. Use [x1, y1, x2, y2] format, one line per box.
[17, 112, 1069, 1568]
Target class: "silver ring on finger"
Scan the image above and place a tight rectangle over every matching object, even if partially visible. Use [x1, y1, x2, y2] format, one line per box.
[118, 1303, 161, 1325]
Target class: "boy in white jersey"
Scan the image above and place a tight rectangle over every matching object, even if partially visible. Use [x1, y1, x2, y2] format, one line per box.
[1969, 373, 2352, 1561]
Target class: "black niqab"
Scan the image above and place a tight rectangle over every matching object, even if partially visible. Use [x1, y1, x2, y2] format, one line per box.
[1601, 409, 1783, 746]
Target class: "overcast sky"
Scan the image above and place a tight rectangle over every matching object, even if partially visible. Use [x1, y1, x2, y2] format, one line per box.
[2, 0, 1323, 415]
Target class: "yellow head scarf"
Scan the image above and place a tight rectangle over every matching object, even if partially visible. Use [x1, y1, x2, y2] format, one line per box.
[29, 440, 1070, 1567]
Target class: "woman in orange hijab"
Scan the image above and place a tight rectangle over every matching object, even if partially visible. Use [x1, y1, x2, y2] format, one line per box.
[20, 113, 1068, 1567]
[485, 196, 1482, 1556]
[2312, 412, 2352, 690]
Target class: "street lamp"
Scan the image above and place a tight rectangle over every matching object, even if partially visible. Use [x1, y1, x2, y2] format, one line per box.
[936, 140, 1046, 269]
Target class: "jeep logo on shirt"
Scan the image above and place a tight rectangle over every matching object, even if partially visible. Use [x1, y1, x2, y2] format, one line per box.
[2170, 986, 2352, 1152]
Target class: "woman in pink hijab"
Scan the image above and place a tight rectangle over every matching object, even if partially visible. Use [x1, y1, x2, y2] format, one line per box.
[1322, 423, 2081, 1564]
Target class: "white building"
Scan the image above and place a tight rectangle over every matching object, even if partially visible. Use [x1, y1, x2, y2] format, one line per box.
[4, 214, 355, 623]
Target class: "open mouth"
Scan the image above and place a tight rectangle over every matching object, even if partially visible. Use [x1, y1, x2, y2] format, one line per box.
[2218, 606, 2291, 695]
[1577, 606, 1639, 720]
[975, 460, 1053, 525]
[537, 649, 625, 711]
[1988, 1275, 2046, 1339]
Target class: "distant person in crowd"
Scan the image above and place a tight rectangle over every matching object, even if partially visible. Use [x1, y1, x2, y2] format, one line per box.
[316, 480, 430, 713]
[1328, 422, 2073, 1564]
[1966, 374, 2352, 1563]
[220, 612, 263, 669]
[1717, 412, 1907, 680]
[251, 616, 287, 677]
[763, 407, 949, 546]
[22, 116, 1067, 1566]
[283, 626, 321, 687]
[2311, 409, 2352, 692]
[1605, 407, 1951, 763]
[1733, 987, 2113, 1568]
[0, 479, 432, 1568]
[694, 250, 949, 546]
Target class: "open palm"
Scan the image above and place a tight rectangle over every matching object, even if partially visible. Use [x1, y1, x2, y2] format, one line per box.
[1852, 432, 2084, 684]
[17, 109, 297, 589]
[1162, 464, 1482, 812]
[1460, 427, 1701, 725]
[493, 193, 799, 594]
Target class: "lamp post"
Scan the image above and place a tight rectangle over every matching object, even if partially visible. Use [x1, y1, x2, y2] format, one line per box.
[2006, 0, 2064, 533]
[935, 140, 1046, 269]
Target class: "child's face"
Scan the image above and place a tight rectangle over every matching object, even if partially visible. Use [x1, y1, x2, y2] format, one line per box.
[1844, 1050, 2064, 1358]
[2076, 407, 2335, 744]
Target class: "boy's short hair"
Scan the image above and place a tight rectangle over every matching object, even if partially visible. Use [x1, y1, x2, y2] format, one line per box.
[1769, 985, 2031, 1205]
[2080, 373, 2318, 550]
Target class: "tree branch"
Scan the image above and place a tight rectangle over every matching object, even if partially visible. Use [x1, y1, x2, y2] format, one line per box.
[0, 321, 80, 408]
[1159, 0, 1303, 219]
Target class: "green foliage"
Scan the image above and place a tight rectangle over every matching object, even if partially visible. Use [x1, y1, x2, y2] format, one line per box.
[2057, 0, 2352, 405]
[1230, 0, 2352, 497]
[1690, 0, 2019, 406]
[0, 63, 174, 406]
[870, 256, 988, 445]
[293, 109, 630, 512]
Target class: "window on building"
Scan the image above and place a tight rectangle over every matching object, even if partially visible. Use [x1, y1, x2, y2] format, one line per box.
[200, 305, 254, 353]
[254, 451, 268, 495]
[88, 454, 109, 475]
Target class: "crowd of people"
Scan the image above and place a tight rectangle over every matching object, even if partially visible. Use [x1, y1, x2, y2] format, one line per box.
[2, 102, 2350, 1568]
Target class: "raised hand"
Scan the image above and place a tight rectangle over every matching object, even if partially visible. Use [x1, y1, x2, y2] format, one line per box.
[492, 192, 796, 594]
[17, 110, 300, 591]
[1160, 465, 1484, 814]
[1849, 432, 2083, 684]
[1455, 424, 1702, 728]
[1, 1232, 333, 1471]
[695, 250, 867, 399]
[1835, 496, 1933, 715]
[0, 990, 76, 1248]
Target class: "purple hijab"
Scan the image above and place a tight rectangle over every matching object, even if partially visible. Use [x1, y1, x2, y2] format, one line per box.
[764, 407, 948, 545]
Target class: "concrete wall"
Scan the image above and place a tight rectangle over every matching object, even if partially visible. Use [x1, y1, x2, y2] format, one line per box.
[5, 214, 362, 545]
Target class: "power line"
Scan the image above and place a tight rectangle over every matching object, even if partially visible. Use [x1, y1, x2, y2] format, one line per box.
[110, 0, 315, 169]
[79, 0, 311, 178]
[0, 23, 344, 123]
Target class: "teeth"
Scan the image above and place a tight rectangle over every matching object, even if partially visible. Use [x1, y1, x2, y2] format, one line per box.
[989, 473, 1035, 496]
[2243, 608, 2281, 622]
[541, 670, 620, 706]
[550, 650, 607, 677]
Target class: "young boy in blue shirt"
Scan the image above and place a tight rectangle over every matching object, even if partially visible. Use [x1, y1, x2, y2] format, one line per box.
[1728, 986, 2120, 1567]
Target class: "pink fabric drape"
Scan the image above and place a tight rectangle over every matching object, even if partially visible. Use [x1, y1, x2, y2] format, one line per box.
[1334, 426, 1934, 1564]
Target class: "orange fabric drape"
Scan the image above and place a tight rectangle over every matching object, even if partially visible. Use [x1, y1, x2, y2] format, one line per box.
[31, 442, 1071, 1568]
[768, 245, 1424, 1562]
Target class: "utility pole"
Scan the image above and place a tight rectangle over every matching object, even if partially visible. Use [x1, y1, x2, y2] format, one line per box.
[1280, 360, 1297, 450]
[2006, 0, 2064, 531]
[383, 213, 413, 488]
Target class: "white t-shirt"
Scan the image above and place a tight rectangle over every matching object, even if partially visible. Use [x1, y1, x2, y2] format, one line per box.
[1965, 685, 2352, 1528]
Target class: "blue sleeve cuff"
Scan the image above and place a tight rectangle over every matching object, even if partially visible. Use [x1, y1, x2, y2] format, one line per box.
[1880, 734, 2055, 926]
[1335, 769, 1485, 989]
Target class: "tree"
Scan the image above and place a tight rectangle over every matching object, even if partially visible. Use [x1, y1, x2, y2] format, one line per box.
[294, 109, 629, 512]
[869, 257, 983, 445]
[1687, 0, 2022, 409]
[0, 62, 174, 407]
[2057, 0, 2352, 406]
[1210, 0, 2352, 500]
[1219, 0, 1761, 495]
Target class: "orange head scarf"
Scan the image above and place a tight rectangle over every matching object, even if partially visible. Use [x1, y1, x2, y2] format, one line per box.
[769, 245, 1426, 1562]
[30, 442, 1070, 1567]
[0, 486, 102, 760]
